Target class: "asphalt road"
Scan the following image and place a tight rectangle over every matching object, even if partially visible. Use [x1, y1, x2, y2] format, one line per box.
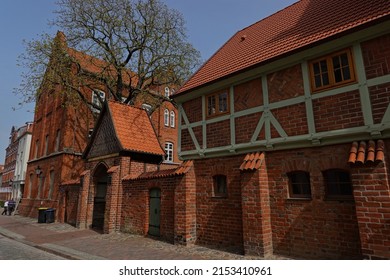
[0, 235, 65, 260]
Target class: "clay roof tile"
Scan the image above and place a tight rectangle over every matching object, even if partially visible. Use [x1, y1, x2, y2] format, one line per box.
[177, 0, 390, 95]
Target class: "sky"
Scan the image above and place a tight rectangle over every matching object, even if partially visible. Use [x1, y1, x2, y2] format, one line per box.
[0, 0, 297, 161]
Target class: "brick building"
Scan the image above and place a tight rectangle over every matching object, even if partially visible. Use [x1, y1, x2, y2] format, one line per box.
[19, 32, 179, 224]
[1, 123, 33, 202]
[172, 0, 390, 259]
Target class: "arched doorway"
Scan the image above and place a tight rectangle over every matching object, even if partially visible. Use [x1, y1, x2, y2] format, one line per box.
[149, 188, 161, 237]
[92, 164, 108, 231]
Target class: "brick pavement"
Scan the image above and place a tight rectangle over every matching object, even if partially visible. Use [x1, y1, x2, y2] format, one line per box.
[0, 215, 287, 260]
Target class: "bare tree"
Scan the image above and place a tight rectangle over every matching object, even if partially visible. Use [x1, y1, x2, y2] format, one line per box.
[15, 0, 201, 112]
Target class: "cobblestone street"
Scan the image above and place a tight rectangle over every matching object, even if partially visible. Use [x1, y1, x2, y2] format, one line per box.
[0, 215, 288, 260]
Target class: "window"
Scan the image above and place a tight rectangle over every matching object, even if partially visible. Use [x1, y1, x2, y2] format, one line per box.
[165, 142, 173, 162]
[37, 176, 44, 199]
[28, 174, 33, 198]
[44, 135, 49, 156]
[165, 87, 170, 97]
[34, 140, 39, 159]
[207, 91, 229, 117]
[164, 109, 169, 126]
[48, 170, 54, 199]
[287, 171, 311, 199]
[309, 48, 356, 92]
[92, 90, 105, 112]
[142, 103, 152, 115]
[323, 169, 353, 200]
[55, 130, 61, 152]
[170, 111, 175, 128]
[213, 175, 227, 197]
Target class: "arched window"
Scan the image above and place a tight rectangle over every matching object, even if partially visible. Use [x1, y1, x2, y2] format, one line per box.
[48, 170, 55, 199]
[34, 140, 39, 159]
[170, 111, 175, 128]
[213, 175, 227, 197]
[164, 109, 169, 126]
[164, 87, 170, 97]
[323, 169, 353, 200]
[55, 129, 61, 152]
[287, 171, 311, 199]
[44, 135, 49, 156]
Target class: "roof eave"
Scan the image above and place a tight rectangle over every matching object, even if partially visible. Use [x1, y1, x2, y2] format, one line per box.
[173, 15, 390, 99]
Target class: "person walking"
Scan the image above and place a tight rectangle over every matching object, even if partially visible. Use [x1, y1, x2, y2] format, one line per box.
[2, 200, 9, 215]
[8, 199, 15, 215]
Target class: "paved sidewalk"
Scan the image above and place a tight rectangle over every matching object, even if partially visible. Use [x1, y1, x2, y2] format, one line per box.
[0, 215, 285, 260]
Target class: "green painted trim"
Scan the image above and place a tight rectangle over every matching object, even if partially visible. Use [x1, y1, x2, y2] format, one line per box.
[179, 106, 201, 152]
[353, 43, 374, 126]
[229, 86, 236, 146]
[202, 96, 207, 150]
[178, 123, 390, 160]
[301, 61, 316, 135]
[251, 113, 265, 143]
[178, 104, 182, 154]
[367, 74, 390, 87]
[269, 112, 287, 138]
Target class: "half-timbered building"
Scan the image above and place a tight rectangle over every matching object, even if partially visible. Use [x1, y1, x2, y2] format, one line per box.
[173, 0, 390, 259]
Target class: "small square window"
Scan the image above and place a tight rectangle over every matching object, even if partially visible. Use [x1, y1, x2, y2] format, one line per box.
[323, 169, 353, 200]
[213, 175, 227, 197]
[207, 90, 229, 118]
[287, 171, 311, 199]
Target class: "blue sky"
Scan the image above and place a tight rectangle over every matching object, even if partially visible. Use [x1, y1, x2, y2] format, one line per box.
[0, 0, 297, 161]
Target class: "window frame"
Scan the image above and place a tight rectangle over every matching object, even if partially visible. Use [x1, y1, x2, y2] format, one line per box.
[323, 169, 353, 201]
[55, 129, 61, 152]
[170, 111, 175, 128]
[44, 135, 49, 156]
[92, 89, 105, 112]
[212, 174, 228, 198]
[287, 171, 312, 199]
[309, 48, 356, 92]
[206, 90, 230, 118]
[164, 87, 170, 97]
[164, 109, 169, 127]
[164, 142, 173, 162]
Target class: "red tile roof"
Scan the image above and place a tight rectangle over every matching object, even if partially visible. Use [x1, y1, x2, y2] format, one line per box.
[177, 0, 390, 95]
[239, 152, 264, 171]
[123, 160, 193, 180]
[108, 101, 165, 156]
[67, 47, 137, 87]
[348, 140, 385, 164]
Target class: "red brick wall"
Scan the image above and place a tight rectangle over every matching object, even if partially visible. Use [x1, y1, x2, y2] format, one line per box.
[150, 101, 180, 163]
[206, 120, 230, 148]
[271, 103, 308, 137]
[369, 82, 390, 124]
[235, 112, 262, 144]
[181, 127, 203, 152]
[267, 64, 304, 103]
[312, 90, 364, 132]
[234, 78, 263, 112]
[361, 33, 390, 80]
[121, 177, 177, 243]
[182, 97, 202, 124]
[350, 152, 390, 260]
[193, 157, 244, 254]
[266, 144, 362, 259]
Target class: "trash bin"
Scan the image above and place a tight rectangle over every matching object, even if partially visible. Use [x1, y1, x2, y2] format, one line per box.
[45, 208, 56, 223]
[38, 207, 48, 223]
